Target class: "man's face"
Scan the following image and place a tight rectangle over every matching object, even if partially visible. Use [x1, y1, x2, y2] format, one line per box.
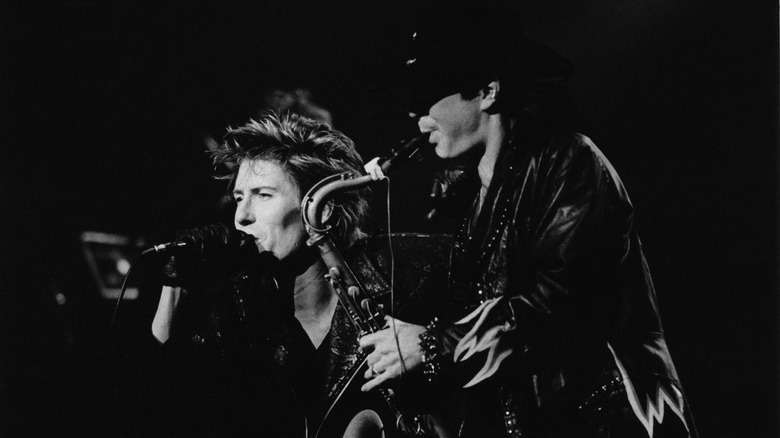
[233, 159, 308, 261]
[416, 92, 486, 159]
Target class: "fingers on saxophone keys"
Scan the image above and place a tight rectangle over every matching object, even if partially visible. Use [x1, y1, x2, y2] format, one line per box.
[364, 360, 382, 379]
[362, 367, 390, 392]
[358, 333, 375, 350]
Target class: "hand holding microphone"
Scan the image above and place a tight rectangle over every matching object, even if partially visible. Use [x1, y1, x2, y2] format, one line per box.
[148, 224, 281, 344]
[149, 223, 257, 288]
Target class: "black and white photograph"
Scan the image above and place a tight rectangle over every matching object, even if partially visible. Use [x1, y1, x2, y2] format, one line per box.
[1, 1, 777, 437]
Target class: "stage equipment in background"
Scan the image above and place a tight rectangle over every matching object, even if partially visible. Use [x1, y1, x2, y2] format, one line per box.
[79, 231, 145, 300]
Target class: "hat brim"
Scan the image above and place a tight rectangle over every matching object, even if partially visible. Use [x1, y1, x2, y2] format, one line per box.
[371, 33, 572, 115]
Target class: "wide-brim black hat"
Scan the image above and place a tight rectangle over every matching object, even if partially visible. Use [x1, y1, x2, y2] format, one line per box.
[378, 7, 573, 114]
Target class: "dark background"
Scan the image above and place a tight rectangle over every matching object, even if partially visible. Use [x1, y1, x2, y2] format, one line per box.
[1, 1, 777, 437]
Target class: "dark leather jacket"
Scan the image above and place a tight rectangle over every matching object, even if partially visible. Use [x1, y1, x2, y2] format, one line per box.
[435, 117, 696, 438]
[153, 233, 453, 438]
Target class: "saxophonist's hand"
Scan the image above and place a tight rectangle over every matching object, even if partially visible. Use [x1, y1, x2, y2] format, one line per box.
[363, 157, 386, 181]
[359, 316, 426, 392]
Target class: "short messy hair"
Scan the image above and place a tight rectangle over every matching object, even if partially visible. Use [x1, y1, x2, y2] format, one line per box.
[212, 112, 368, 247]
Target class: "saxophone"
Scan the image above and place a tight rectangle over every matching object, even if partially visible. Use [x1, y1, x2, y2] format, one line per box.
[302, 136, 425, 334]
[301, 136, 443, 437]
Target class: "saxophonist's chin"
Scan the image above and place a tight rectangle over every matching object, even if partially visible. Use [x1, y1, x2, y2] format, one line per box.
[342, 409, 384, 438]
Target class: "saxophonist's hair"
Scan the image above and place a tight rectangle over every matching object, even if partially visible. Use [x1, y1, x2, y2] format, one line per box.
[212, 112, 369, 247]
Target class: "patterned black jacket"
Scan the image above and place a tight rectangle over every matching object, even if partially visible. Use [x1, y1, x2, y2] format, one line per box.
[434, 116, 697, 438]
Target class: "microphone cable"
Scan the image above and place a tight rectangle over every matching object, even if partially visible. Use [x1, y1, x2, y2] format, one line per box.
[384, 176, 409, 376]
[108, 257, 140, 338]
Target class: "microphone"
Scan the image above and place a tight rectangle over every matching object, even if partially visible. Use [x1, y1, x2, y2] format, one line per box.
[143, 241, 187, 255]
[378, 135, 427, 174]
[142, 223, 254, 256]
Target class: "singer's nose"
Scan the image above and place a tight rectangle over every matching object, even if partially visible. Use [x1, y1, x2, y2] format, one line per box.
[234, 200, 255, 228]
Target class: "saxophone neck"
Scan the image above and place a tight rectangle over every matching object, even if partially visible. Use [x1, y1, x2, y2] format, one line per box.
[302, 171, 370, 233]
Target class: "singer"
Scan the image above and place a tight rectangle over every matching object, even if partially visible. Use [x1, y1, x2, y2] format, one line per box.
[145, 113, 452, 437]
[359, 7, 697, 438]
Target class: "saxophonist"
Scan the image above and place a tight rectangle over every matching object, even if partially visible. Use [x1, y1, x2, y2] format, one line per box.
[359, 7, 697, 438]
[147, 112, 453, 437]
